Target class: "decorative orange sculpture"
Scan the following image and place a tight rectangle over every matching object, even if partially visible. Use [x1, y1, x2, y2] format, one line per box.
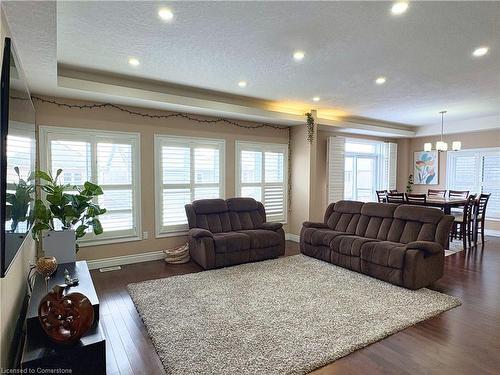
[38, 285, 94, 344]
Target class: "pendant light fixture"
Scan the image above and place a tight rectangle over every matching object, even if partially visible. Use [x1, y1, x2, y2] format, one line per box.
[423, 111, 461, 152]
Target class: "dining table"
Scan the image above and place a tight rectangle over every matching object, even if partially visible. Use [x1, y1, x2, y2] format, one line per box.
[422, 197, 468, 214]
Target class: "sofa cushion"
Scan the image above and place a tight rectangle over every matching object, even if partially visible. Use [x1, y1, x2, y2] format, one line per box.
[331, 235, 380, 257]
[192, 199, 228, 214]
[238, 229, 281, 248]
[360, 241, 407, 269]
[325, 201, 363, 233]
[355, 202, 397, 240]
[227, 198, 265, 230]
[213, 232, 251, 254]
[302, 228, 345, 247]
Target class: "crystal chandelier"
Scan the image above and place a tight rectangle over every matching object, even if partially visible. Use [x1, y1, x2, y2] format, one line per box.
[424, 111, 461, 152]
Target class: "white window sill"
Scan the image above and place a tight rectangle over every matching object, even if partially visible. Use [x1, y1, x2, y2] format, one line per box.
[156, 231, 189, 239]
[78, 234, 142, 247]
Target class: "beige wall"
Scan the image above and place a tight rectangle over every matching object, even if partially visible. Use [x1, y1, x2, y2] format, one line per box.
[34, 97, 290, 261]
[397, 128, 500, 231]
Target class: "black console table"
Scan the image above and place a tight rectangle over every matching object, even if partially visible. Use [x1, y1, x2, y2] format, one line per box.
[21, 261, 106, 374]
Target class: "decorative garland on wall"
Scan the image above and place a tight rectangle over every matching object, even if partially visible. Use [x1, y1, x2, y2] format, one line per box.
[305, 112, 315, 143]
[30, 96, 289, 131]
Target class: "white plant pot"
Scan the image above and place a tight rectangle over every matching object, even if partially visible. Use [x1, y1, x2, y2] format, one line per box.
[42, 229, 76, 264]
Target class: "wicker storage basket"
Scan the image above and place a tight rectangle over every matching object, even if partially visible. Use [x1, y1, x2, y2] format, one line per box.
[163, 243, 190, 264]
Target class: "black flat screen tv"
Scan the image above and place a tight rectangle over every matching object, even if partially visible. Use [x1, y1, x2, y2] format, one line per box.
[0, 37, 36, 277]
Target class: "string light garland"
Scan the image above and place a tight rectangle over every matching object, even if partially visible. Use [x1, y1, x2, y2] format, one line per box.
[30, 96, 289, 131]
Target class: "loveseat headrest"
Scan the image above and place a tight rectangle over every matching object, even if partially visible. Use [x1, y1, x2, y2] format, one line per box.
[333, 200, 364, 214]
[226, 197, 259, 212]
[361, 202, 398, 218]
[192, 199, 228, 214]
[394, 205, 443, 224]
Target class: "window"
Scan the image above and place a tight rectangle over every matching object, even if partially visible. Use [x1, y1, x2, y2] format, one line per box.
[155, 135, 225, 235]
[235, 141, 288, 222]
[447, 148, 500, 219]
[328, 137, 397, 203]
[40, 126, 141, 244]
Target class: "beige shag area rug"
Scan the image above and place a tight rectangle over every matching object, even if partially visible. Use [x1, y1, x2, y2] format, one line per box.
[127, 255, 460, 375]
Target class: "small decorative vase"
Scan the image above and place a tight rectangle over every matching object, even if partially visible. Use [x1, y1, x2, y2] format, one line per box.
[38, 285, 94, 344]
[36, 256, 58, 278]
[36, 256, 58, 291]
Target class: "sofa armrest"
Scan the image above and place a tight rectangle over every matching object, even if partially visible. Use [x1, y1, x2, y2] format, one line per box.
[259, 222, 283, 231]
[406, 241, 443, 256]
[302, 221, 329, 229]
[188, 228, 214, 239]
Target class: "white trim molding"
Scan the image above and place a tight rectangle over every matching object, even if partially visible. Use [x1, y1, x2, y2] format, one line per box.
[86, 250, 165, 270]
[485, 229, 500, 238]
[285, 233, 300, 242]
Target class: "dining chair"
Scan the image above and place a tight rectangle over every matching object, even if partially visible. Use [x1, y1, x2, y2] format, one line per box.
[428, 189, 446, 198]
[449, 190, 469, 199]
[389, 189, 398, 193]
[376, 190, 387, 203]
[474, 193, 491, 245]
[451, 194, 476, 250]
[406, 193, 427, 205]
[386, 192, 405, 204]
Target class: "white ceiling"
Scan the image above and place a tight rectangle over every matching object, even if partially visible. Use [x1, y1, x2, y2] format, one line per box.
[3, 1, 500, 134]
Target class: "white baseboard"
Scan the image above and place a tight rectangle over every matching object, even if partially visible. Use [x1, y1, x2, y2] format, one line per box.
[86, 250, 165, 270]
[285, 233, 300, 242]
[485, 229, 500, 237]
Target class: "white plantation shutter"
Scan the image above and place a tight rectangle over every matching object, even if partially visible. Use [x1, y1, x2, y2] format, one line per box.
[40, 127, 141, 242]
[236, 142, 288, 222]
[481, 153, 500, 218]
[447, 148, 500, 219]
[155, 136, 225, 234]
[327, 136, 345, 203]
[381, 142, 398, 190]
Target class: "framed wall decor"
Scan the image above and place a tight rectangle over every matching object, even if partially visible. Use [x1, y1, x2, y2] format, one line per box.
[414, 150, 438, 185]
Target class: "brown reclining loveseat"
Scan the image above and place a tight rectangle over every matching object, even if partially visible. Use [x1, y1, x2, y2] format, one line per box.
[300, 200, 454, 289]
[185, 197, 285, 269]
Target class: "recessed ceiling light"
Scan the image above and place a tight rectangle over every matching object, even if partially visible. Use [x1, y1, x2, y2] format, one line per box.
[293, 51, 305, 61]
[238, 80, 247, 88]
[128, 58, 140, 67]
[312, 96, 320, 102]
[375, 76, 387, 85]
[391, 2, 409, 15]
[472, 46, 489, 57]
[158, 8, 174, 21]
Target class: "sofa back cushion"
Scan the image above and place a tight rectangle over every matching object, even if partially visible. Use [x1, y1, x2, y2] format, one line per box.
[387, 205, 443, 244]
[187, 199, 232, 233]
[326, 200, 363, 233]
[356, 202, 397, 240]
[227, 197, 266, 230]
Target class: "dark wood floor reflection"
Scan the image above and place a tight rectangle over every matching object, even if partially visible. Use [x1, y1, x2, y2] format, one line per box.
[90, 238, 500, 375]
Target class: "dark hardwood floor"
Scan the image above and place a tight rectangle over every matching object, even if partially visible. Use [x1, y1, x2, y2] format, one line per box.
[90, 238, 500, 375]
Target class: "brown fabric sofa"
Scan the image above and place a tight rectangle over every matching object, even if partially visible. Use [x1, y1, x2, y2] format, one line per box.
[300, 200, 454, 289]
[185, 197, 285, 269]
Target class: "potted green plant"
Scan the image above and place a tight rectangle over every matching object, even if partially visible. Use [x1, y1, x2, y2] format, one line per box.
[31, 169, 107, 263]
[406, 174, 414, 193]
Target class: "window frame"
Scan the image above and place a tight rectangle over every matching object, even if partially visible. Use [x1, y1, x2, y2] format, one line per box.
[39, 126, 142, 246]
[235, 140, 289, 223]
[447, 147, 500, 220]
[343, 138, 381, 202]
[154, 134, 225, 237]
